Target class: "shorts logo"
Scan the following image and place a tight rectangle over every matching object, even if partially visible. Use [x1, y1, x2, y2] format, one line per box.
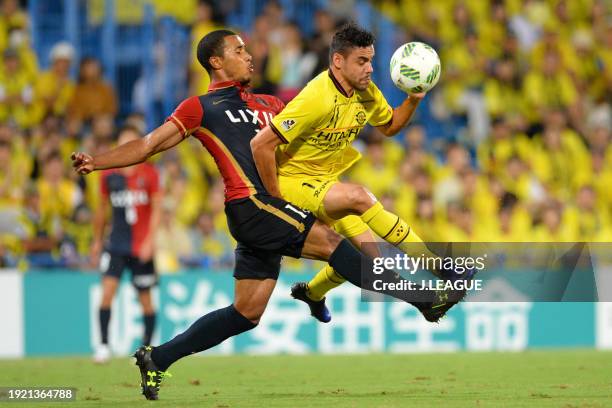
[313, 180, 332, 198]
[281, 119, 296, 131]
[356, 111, 366, 125]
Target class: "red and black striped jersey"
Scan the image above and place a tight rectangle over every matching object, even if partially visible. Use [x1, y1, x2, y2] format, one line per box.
[100, 163, 160, 256]
[166, 81, 285, 202]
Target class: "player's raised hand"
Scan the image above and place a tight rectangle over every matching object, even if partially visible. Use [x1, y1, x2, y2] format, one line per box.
[71, 151, 95, 175]
[408, 92, 426, 101]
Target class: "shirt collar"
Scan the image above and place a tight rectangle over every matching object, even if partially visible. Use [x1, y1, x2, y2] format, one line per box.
[208, 80, 248, 92]
[328, 69, 352, 98]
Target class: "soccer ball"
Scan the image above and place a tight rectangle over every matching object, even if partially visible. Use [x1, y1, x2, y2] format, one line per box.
[390, 42, 441, 94]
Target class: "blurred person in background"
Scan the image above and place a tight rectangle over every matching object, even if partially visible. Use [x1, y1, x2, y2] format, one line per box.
[34, 42, 74, 120]
[349, 136, 396, 199]
[182, 211, 234, 269]
[309, 9, 338, 76]
[523, 50, 578, 127]
[189, 0, 222, 95]
[0, 125, 28, 208]
[153, 197, 192, 273]
[36, 151, 83, 230]
[19, 183, 63, 268]
[565, 185, 611, 242]
[275, 22, 317, 103]
[0, 0, 28, 51]
[248, 15, 282, 95]
[0, 48, 36, 128]
[533, 200, 575, 242]
[91, 125, 161, 363]
[61, 203, 94, 268]
[68, 57, 117, 129]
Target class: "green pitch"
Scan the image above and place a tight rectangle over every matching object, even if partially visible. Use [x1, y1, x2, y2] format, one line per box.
[1, 350, 611, 407]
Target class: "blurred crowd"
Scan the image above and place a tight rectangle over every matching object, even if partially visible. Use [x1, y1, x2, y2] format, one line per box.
[0, 0, 610, 272]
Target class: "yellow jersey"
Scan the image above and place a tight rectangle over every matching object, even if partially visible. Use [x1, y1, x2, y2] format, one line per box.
[270, 70, 393, 178]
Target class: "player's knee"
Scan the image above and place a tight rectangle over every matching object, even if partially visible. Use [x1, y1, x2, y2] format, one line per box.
[318, 227, 343, 259]
[233, 300, 265, 324]
[100, 291, 115, 307]
[347, 185, 376, 213]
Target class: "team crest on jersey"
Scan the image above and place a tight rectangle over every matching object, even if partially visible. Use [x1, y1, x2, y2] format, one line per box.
[281, 119, 296, 131]
[356, 111, 366, 125]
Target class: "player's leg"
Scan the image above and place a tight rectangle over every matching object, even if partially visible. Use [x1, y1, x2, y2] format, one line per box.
[300, 220, 461, 322]
[302, 226, 378, 302]
[323, 182, 439, 259]
[94, 252, 125, 363]
[137, 289, 156, 346]
[130, 257, 158, 346]
[291, 226, 377, 323]
[148, 279, 273, 371]
[134, 246, 279, 400]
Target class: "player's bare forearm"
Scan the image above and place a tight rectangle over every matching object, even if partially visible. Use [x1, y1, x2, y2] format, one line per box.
[377, 93, 425, 136]
[72, 122, 183, 175]
[251, 126, 283, 198]
[95, 139, 151, 170]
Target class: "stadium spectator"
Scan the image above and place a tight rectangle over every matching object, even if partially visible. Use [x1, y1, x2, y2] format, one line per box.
[0, 0, 28, 47]
[182, 211, 234, 269]
[189, 0, 221, 95]
[35, 42, 75, 120]
[153, 198, 191, 273]
[275, 22, 317, 102]
[248, 15, 281, 95]
[68, 57, 117, 126]
[309, 9, 337, 75]
[36, 151, 83, 228]
[0, 48, 36, 128]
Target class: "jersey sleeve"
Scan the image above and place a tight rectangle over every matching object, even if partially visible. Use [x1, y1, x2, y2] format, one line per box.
[166, 96, 204, 137]
[270, 86, 327, 144]
[367, 82, 393, 127]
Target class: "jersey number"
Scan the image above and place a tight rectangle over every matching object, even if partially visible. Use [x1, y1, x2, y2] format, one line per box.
[126, 206, 138, 225]
[285, 204, 308, 219]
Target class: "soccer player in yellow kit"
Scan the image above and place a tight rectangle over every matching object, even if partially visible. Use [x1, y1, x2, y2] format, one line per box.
[252, 23, 442, 322]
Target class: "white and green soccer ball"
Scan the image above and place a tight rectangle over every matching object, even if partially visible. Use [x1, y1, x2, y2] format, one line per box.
[390, 42, 441, 94]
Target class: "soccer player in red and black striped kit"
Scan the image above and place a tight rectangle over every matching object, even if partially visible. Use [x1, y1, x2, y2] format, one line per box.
[72, 30, 466, 400]
[91, 125, 161, 363]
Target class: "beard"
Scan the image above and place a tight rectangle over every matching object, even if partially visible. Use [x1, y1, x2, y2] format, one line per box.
[349, 76, 370, 92]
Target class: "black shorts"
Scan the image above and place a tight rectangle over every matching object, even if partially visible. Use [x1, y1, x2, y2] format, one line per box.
[225, 194, 316, 280]
[101, 252, 157, 291]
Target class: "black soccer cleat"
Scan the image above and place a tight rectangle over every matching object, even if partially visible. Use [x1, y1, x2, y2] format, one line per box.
[418, 268, 478, 323]
[133, 346, 171, 400]
[291, 282, 332, 323]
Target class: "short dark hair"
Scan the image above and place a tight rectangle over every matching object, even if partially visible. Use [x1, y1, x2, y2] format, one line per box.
[197, 29, 236, 74]
[329, 23, 375, 62]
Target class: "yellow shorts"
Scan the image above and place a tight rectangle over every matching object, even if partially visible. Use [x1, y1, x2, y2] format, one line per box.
[278, 175, 369, 238]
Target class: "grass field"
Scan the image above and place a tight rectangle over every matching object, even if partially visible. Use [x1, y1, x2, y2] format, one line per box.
[1, 350, 611, 407]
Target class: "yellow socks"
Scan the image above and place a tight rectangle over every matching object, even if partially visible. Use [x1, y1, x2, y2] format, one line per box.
[306, 265, 345, 301]
[306, 202, 439, 302]
[361, 202, 410, 244]
[361, 201, 439, 259]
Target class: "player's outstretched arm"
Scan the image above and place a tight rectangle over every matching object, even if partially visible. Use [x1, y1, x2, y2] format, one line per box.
[376, 92, 425, 136]
[251, 126, 284, 198]
[71, 121, 184, 175]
